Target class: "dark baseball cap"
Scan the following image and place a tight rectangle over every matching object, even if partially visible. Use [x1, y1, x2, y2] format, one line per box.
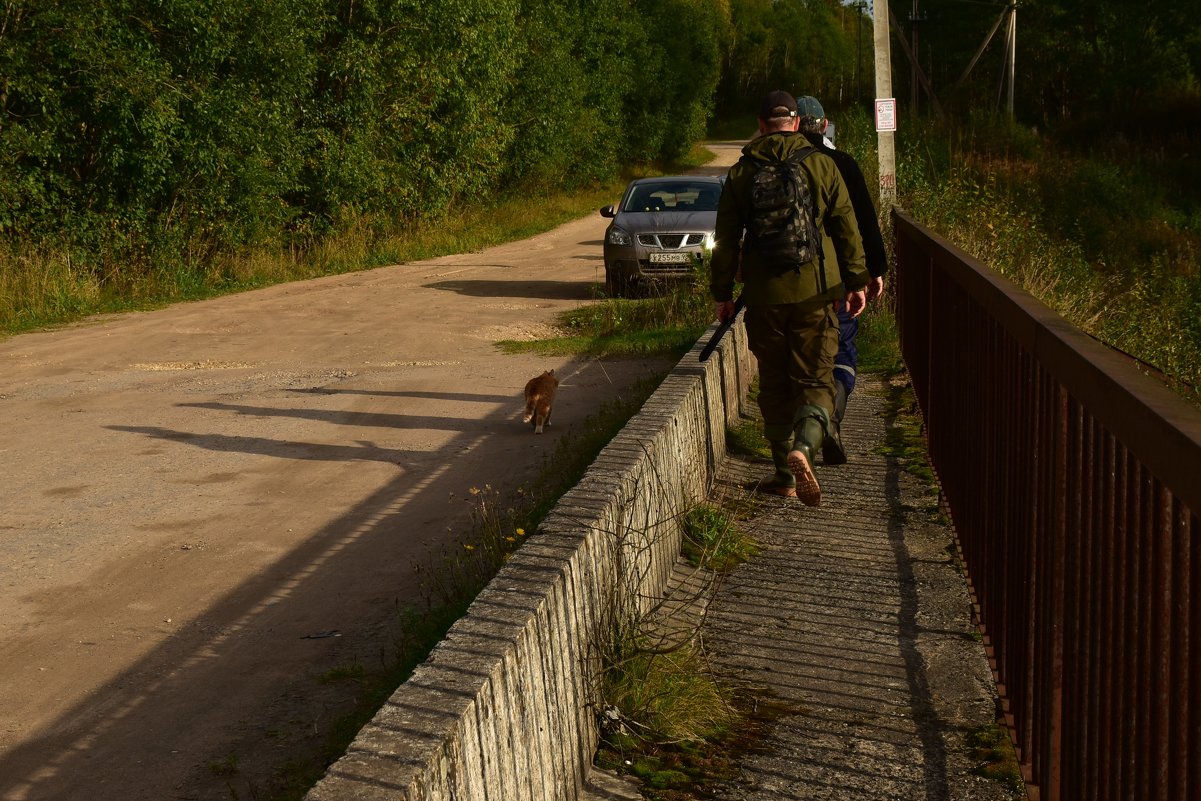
[759, 90, 798, 119]
[795, 95, 826, 120]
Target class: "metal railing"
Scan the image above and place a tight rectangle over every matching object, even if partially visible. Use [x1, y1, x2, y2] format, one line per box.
[892, 210, 1201, 801]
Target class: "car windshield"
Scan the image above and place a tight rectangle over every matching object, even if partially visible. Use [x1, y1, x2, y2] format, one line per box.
[623, 182, 722, 213]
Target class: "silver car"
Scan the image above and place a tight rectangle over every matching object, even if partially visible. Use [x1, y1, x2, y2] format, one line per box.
[599, 175, 724, 297]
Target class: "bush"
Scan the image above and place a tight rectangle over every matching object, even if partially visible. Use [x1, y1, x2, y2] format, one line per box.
[0, 0, 733, 307]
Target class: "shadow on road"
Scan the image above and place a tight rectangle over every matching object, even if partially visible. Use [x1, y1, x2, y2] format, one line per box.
[176, 401, 504, 431]
[108, 425, 419, 463]
[0, 356, 630, 801]
[423, 278, 595, 300]
[289, 388, 516, 403]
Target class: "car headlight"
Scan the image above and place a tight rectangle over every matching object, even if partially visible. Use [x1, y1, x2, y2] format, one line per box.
[702, 233, 716, 251]
[607, 227, 632, 246]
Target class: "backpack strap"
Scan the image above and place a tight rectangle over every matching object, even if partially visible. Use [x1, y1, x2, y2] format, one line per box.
[783, 146, 826, 283]
[785, 146, 817, 166]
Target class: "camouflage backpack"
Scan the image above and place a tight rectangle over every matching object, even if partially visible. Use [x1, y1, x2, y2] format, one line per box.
[745, 147, 821, 271]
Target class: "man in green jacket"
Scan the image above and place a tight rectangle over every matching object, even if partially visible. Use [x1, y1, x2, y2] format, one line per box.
[710, 90, 868, 506]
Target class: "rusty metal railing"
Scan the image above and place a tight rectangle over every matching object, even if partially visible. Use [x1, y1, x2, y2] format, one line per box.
[892, 209, 1201, 801]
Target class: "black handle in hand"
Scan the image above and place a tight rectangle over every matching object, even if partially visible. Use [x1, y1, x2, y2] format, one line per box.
[699, 294, 745, 362]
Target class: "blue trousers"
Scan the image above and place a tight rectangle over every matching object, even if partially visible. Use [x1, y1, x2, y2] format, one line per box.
[835, 306, 858, 394]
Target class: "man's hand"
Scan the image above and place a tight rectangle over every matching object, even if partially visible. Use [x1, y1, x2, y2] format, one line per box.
[866, 276, 886, 303]
[838, 289, 867, 319]
[715, 300, 737, 324]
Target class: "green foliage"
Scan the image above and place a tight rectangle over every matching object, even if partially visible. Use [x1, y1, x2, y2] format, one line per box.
[681, 504, 758, 572]
[892, 0, 1201, 128]
[601, 642, 738, 745]
[856, 304, 904, 376]
[304, 0, 523, 226]
[595, 689, 796, 800]
[621, 0, 731, 163]
[895, 114, 1201, 405]
[498, 279, 713, 358]
[726, 417, 769, 459]
[878, 382, 937, 487]
[0, 0, 733, 316]
[966, 722, 1026, 794]
[716, 0, 869, 120]
[317, 662, 366, 684]
[0, 0, 321, 256]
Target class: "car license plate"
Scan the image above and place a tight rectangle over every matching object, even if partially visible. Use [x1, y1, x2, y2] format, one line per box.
[648, 252, 691, 264]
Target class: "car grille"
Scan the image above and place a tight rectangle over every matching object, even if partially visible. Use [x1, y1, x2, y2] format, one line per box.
[637, 233, 705, 248]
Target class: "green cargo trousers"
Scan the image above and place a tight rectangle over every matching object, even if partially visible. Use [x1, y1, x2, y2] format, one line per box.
[744, 302, 840, 434]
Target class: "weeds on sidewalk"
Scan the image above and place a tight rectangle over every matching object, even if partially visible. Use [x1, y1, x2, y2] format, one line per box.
[591, 492, 780, 800]
[967, 722, 1026, 795]
[878, 379, 938, 487]
[681, 505, 758, 573]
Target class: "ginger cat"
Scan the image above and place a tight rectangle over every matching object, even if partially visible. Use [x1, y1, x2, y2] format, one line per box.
[522, 369, 559, 434]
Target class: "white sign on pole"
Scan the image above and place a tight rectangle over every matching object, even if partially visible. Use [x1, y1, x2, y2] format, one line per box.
[875, 98, 897, 132]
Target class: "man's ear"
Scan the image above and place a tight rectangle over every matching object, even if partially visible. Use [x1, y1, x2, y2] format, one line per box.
[757, 118, 768, 136]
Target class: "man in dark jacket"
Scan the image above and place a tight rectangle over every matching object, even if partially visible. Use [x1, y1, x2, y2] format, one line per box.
[710, 90, 869, 506]
[796, 95, 889, 465]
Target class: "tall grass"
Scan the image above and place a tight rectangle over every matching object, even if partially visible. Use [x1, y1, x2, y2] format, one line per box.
[837, 107, 1200, 405]
[0, 183, 628, 334]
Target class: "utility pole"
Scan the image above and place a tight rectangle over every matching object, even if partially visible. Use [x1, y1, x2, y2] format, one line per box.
[956, 2, 1017, 116]
[873, 0, 896, 208]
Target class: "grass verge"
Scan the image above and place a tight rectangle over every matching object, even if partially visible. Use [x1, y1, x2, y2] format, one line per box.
[498, 276, 713, 359]
[0, 144, 716, 336]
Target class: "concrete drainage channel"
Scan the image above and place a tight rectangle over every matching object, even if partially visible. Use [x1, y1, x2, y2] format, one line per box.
[303, 319, 754, 801]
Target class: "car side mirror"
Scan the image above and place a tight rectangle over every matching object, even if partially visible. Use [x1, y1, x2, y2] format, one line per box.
[600, 204, 616, 218]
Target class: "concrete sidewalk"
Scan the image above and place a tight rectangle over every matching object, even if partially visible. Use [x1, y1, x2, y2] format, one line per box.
[590, 377, 1023, 801]
[681, 375, 1020, 800]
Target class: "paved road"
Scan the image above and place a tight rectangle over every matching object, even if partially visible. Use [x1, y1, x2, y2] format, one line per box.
[0, 142, 742, 801]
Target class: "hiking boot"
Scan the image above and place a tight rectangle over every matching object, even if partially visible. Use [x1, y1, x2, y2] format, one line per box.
[789, 407, 828, 507]
[822, 381, 848, 465]
[760, 479, 797, 498]
[763, 438, 797, 498]
[787, 445, 821, 506]
[822, 420, 846, 465]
